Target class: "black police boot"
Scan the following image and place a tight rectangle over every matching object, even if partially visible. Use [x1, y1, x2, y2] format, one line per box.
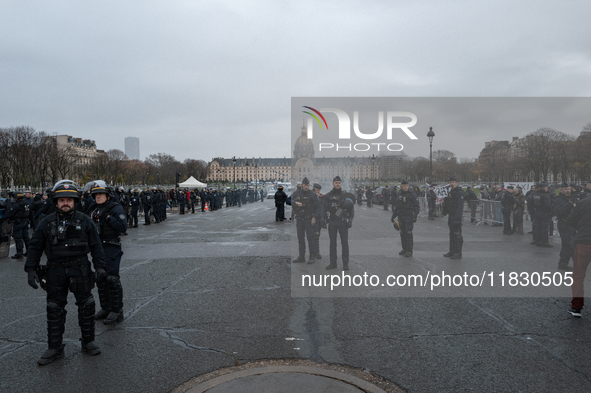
[292, 256, 306, 263]
[38, 345, 65, 366]
[343, 261, 349, 271]
[326, 262, 337, 270]
[81, 340, 101, 356]
[11, 253, 24, 259]
[307, 255, 315, 264]
[557, 260, 571, 270]
[451, 236, 463, 259]
[399, 233, 407, 255]
[104, 276, 124, 325]
[444, 234, 455, 257]
[38, 302, 66, 365]
[404, 232, 413, 257]
[94, 280, 110, 320]
[78, 295, 100, 354]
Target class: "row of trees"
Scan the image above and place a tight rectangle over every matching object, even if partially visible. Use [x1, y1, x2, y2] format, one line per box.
[0, 126, 208, 188]
[0, 126, 76, 187]
[400, 124, 591, 184]
[83, 151, 207, 185]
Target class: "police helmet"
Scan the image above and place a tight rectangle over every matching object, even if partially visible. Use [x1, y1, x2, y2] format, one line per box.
[341, 198, 355, 212]
[52, 180, 80, 201]
[15, 192, 25, 199]
[393, 219, 401, 231]
[278, 186, 284, 190]
[91, 180, 114, 197]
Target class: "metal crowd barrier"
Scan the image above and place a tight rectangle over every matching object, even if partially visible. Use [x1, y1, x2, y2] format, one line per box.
[416, 197, 533, 231]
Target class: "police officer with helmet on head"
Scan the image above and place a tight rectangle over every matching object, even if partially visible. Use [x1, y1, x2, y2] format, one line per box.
[532, 182, 553, 247]
[391, 180, 420, 257]
[443, 176, 465, 259]
[88, 181, 127, 325]
[24, 180, 107, 365]
[0, 191, 32, 259]
[290, 177, 321, 264]
[323, 176, 355, 270]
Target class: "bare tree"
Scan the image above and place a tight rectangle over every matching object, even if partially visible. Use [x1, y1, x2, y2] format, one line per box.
[520, 128, 562, 182]
[183, 159, 207, 181]
[105, 149, 127, 184]
[145, 153, 181, 184]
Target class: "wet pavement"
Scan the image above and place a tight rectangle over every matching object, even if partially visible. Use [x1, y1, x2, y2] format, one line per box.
[1, 201, 590, 392]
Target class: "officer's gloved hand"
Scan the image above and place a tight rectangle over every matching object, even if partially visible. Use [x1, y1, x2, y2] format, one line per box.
[347, 219, 352, 228]
[96, 268, 107, 281]
[27, 270, 39, 289]
[413, 216, 417, 223]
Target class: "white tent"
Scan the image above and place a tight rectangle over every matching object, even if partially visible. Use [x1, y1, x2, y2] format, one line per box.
[178, 176, 207, 188]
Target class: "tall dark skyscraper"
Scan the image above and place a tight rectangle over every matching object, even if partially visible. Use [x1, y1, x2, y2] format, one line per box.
[125, 137, 140, 160]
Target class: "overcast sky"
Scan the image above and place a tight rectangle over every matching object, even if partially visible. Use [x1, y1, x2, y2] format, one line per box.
[2, 0, 590, 163]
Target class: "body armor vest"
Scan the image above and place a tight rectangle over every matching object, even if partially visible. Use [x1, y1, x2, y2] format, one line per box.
[328, 192, 343, 215]
[44, 211, 90, 259]
[397, 193, 412, 210]
[15, 201, 30, 219]
[293, 190, 314, 218]
[533, 193, 542, 209]
[91, 201, 120, 239]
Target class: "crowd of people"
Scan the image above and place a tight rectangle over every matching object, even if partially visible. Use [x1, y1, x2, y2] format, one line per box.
[287, 176, 591, 319]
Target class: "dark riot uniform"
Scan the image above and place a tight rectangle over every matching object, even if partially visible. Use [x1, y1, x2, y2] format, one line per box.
[444, 185, 465, 258]
[90, 198, 127, 324]
[0, 195, 32, 258]
[501, 190, 521, 235]
[382, 187, 390, 211]
[141, 190, 153, 224]
[532, 188, 553, 247]
[25, 208, 106, 363]
[129, 191, 140, 227]
[392, 188, 420, 257]
[323, 188, 355, 270]
[274, 188, 287, 221]
[290, 187, 321, 262]
[427, 189, 437, 219]
[554, 191, 576, 267]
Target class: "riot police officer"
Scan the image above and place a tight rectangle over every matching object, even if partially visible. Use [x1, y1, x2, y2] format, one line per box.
[427, 184, 437, 220]
[34, 188, 56, 225]
[274, 186, 287, 221]
[0, 192, 32, 258]
[89, 181, 127, 325]
[323, 176, 355, 270]
[141, 189, 153, 225]
[443, 176, 465, 259]
[312, 183, 324, 259]
[129, 189, 140, 227]
[501, 186, 522, 235]
[290, 178, 321, 264]
[382, 186, 390, 211]
[532, 183, 553, 247]
[553, 182, 575, 269]
[391, 180, 420, 257]
[24, 181, 106, 365]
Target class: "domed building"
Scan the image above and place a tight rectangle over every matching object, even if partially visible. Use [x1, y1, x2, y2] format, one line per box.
[206, 120, 406, 190]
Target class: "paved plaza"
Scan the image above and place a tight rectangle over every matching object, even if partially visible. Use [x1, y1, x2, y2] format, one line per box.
[1, 201, 590, 392]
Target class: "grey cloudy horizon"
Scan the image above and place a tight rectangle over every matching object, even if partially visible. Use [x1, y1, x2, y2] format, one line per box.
[2, 0, 591, 163]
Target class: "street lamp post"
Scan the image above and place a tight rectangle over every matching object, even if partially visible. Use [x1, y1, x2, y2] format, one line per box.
[427, 127, 435, 183]
[371, 154, 376, 189]
[245, 161, 249, 187]
[254, 164, 258, 192]
[232, 156, 236, 189]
